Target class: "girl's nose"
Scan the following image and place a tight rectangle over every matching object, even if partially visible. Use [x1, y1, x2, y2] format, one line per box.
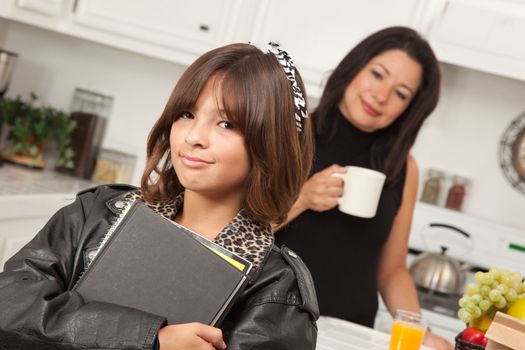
[185, 120, 210, 148]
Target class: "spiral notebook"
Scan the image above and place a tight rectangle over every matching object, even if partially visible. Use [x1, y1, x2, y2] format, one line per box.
[73, 200, 252, 326]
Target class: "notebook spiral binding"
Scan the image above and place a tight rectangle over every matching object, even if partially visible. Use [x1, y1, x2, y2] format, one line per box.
[94, 199, 134, 258]
[73, 199, 134, 286]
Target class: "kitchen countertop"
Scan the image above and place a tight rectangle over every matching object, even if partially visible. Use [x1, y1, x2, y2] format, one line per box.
[317, 316, 432, 350]
[0, 163, 96, 220]
[0, 163, 95, 196]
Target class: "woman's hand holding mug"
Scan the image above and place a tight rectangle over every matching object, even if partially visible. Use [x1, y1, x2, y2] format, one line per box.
[298, 164, 386, 218]
[298, 164, 346, 212]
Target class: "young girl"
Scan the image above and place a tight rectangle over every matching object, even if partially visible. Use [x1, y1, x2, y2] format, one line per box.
[0, 43, 318, 350]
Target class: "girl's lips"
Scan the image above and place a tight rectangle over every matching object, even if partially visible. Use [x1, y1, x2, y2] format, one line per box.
[181, 155, 212, 168]
[361, 99, 380, 117]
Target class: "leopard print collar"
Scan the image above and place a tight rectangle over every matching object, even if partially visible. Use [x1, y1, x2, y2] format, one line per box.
[124, 191, 274, 270]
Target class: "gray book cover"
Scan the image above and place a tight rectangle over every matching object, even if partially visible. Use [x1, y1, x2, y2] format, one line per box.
[73, 200, 250, 326]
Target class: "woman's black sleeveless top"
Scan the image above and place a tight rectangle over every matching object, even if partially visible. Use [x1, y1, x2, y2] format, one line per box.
[275, 110, 406, 327]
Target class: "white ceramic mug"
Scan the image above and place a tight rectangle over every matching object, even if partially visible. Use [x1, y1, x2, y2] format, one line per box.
[332, 166, 386, 218]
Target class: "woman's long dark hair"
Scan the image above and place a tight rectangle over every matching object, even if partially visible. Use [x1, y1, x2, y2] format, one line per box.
[314, 26, 441, 185]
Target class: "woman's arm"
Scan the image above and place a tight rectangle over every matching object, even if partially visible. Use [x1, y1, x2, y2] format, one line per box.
[376, 154, 420, 314]
[377, 155, 453, 350]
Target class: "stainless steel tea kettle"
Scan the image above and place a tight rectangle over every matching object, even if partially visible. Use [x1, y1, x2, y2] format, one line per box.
[409, 223, 472, 295]
[409, 246, 467, 294]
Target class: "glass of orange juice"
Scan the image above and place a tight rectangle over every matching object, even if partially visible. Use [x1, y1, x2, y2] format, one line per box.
[389, 310, 427, 350]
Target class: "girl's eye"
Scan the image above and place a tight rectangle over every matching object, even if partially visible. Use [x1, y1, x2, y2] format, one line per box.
[218, 120, 234, 130]
[395, 90, 408, 101]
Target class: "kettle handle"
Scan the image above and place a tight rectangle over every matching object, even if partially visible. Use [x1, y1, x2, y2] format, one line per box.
[429, 223, 470, 238]
[421, 222, 473, 256]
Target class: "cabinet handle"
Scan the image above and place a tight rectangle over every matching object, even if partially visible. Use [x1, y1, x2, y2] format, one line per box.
[429, 223, 471, 238]
[442, 0, 450, 15]
[72, 0, 79, 13]
[199, 24, 210, 32]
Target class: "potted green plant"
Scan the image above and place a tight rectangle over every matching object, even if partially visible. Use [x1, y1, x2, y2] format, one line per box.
[0, 93, 76, 168]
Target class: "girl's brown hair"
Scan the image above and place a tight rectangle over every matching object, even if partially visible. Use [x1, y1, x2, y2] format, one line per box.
[141, 43, 313, 225]
[314, 26, 441, 185]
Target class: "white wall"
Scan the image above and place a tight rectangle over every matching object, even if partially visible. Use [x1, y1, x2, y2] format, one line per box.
[412, 63, 525, 230]
[2, 20, 525, 230]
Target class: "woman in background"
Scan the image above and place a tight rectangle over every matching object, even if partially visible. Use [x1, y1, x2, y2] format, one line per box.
[275, 26, 453, 350]
[0, 42, 317, 350]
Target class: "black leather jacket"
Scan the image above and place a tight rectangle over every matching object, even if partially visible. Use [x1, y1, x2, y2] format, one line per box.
[0, 185, 318, 350]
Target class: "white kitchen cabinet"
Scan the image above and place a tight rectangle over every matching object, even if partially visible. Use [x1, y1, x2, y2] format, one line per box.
[0, 0, 258, 66]
[0, 0, 72, 30]
[423, 0, 525, 82]
[16, 0, 63, 16]
[3, 0, 523, 91]
[249, 0, 421, 97]
[0, 0, 423, 96]
[71, 0, 251, 65]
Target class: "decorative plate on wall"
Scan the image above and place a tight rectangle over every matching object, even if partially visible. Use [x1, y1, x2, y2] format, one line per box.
[499, 112, 525, 195]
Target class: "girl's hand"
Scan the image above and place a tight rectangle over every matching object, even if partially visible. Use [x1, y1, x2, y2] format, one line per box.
[298, 164, 346, 212]
[158, 322, 226, 350]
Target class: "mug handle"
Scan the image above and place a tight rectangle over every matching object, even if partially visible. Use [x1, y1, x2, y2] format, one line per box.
[331, 172, 346, 204]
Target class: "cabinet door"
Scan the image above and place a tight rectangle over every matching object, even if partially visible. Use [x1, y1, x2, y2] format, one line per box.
[16, 0, 63, 16]
[73, 0, 244, 62]
[0, 0, 71, 29]
[250, 0, 420, 97]
[426, 0, 525, 82]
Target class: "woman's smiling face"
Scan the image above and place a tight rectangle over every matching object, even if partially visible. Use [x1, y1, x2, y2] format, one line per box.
[338, 49, 423, 132]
